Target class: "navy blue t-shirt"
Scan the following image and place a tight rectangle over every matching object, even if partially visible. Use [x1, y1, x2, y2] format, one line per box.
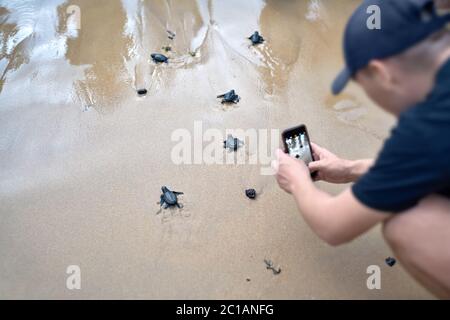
[352, 59, 450, 213]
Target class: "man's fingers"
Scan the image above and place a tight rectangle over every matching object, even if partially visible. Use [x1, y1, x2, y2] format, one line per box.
[276, 148, 290, 163]
[310, 142, 324, 158]
[276, 148, 285, 159]
[308, 160, 324, 172]
[271, 159, 279, 173]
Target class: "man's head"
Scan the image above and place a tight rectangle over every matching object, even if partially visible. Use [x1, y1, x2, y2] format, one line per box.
[355, 29, 450, 115]
[333, 0, 450, 116]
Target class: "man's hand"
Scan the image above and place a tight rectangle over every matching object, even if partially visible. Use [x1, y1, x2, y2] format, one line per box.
[308, 143, 373, 184]
[272, 149, 312, 194]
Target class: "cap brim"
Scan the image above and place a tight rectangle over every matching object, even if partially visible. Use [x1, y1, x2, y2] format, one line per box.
[332, 67, 351, 95]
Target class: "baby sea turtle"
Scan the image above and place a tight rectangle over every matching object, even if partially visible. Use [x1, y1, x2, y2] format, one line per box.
[159, 186, 183, 209]
[83, 104, 93, 112]
[248, 31, 264, 45]
[137, 88, 147, 96]
[264, 259, 281, 275]
[167, 30, 176, 40]
[223, 134, 243, 152]
[151, 53, 169, 63]
[245, 189, 257, 199]
[385, 257, 396, 267]
[217, 90, 240, 104]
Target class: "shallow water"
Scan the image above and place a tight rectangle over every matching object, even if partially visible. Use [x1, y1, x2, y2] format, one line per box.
[0, 0, 430, 299]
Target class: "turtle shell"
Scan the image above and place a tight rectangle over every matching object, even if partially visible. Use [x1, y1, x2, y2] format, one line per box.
[249, 31, 264, 45]
[163, 190, 177, 205]
[151, 53, 168, 63]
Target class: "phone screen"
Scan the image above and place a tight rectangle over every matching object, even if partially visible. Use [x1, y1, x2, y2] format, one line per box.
[283, 126, 314, 165]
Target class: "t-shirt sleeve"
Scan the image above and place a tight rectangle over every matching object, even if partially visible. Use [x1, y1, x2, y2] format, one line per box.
[352, 111, 444, 213]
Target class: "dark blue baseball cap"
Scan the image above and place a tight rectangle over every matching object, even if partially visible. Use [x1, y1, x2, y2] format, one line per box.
[332, 0, 450, 95]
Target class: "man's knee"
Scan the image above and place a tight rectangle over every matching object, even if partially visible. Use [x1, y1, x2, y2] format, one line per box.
[382, 203, 429, 251]
[382, 214, 408, 251]
[382, 195, 450, 251]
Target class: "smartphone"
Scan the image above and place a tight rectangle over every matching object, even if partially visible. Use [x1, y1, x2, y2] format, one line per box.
[282, 125, 317, 177]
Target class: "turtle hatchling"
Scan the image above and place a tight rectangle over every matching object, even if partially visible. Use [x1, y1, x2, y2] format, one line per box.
[385, 257, 396, 267]
[217, 90, 240, 104]
[159, 186, 183, 209]
[167, 30, 176, 40]
[248, 31, 264, 45]
[264, 259, 281, 275]
[224, 134, 243, 152]
[137, 88, 147, 96]
[245, 189, 257, 199]
[151, 53, 169, 63]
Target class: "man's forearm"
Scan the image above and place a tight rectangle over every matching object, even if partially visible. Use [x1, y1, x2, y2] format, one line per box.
[346, 159, 374, 182]
[291, 179, 335, 241]
[290, 179, 385, 246]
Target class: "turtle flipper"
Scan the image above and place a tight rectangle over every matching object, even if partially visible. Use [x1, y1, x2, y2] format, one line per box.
[173, 192, 184, 195]
[157, 198, 165, 215]
[217, 94, 225, 98]
[159, 195, 166, 208]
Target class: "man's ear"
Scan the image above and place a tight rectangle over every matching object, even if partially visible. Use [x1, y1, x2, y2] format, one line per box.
[366, 60, 394, 89]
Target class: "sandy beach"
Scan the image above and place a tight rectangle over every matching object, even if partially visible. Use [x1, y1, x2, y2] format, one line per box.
[0, 0, 433, 299]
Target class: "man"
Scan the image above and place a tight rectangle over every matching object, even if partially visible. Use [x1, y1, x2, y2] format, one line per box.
[273, 0, 450, 298]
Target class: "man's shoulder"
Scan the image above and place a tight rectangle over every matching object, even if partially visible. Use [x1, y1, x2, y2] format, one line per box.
[396, 90, 450, 140]
[385, 94, 450, 171]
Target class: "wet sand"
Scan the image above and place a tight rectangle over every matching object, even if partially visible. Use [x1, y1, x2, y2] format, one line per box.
[0, 0, 432, 299]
